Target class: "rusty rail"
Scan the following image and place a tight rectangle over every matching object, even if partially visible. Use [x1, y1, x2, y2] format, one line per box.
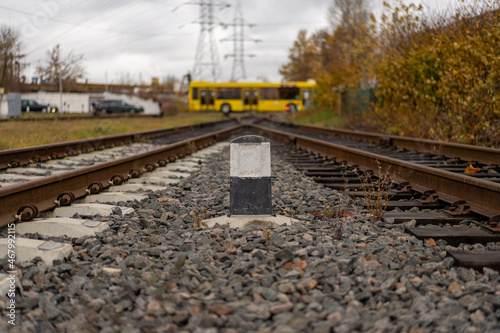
[0, 123, 244, 228]
[250, 124, 500, 218]
[0, 118, 239, 170]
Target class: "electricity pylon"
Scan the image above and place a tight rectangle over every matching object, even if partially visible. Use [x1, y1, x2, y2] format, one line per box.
[222, 0, 260, 81]
[191, 0, 229, 82]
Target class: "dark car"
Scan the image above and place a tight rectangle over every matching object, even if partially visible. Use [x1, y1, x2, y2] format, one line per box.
[93, 100, 144, 115]
[21, 99, 58, 113]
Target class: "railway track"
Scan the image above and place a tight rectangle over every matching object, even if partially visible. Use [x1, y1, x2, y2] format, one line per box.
[1, 116, 499, 265]
[0, 119, 245, 228]
[0, 116, 499, 331]
[250, 118, 500, 270]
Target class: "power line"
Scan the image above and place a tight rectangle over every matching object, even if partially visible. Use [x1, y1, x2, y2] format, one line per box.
[0, 2, 157, 43]
[20, 1, 179, 56]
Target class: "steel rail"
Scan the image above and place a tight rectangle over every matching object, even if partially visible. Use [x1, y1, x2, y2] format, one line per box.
[263, 119, 500, 165]
[0, 118, 239, 170]
[250, 124, 500, 218]
[0, 123, 244, 228]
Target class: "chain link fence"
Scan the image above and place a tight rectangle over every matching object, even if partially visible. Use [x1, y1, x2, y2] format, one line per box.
[339, 88, 377, 117]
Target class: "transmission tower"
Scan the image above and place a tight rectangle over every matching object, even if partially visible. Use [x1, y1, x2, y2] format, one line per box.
[222, 0, 260, 81]
[191, 0, 229, 82]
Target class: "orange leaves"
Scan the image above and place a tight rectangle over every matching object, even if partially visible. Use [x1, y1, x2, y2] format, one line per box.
[282, 260, 308, 271]
[295, 260, 308, 270]
[448, 282, 462, 293]
[372, 4, 500, 146]
[465, 164, 480, 173]
[425, 238, 436, 247]
[280, 0, 499, 146]
[279, 29, 319, 82]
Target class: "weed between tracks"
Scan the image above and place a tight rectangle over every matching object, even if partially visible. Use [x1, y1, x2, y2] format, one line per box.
[309, 195, 353, 240]
[310, 162, 394, 237]
[223, 233, 236, 254]
[325, 200, 354, 240]
[358, 162, 395, 222]
[262, 228, 273, 245]
[191, 209, 208, 229]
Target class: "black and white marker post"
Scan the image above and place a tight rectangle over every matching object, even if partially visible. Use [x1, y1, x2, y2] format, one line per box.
[230, 135, 272, 216]
[203, 135, 296, 228]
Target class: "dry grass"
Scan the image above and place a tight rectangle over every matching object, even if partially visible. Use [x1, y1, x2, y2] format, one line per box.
[323, 197, 354, 240]
[191, 208, 208, 230]
[262, 228, 273, 245]
[359, 162, 395, 222]
[285, 107, 349, 128]
[0, 112, 225, 150]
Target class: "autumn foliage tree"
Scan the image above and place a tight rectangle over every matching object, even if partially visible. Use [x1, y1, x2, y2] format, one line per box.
[281, 0, 500, 146]
[372, 0, 500, 146]
[280, 0, 374, 111]
[279, 29, 317, 82]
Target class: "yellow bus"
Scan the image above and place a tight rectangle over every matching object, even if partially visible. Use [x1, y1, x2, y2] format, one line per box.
[188, 81, 316, 115]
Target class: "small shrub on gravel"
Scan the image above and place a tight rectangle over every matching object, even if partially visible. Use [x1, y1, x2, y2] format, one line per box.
[358, 162, 394, 222]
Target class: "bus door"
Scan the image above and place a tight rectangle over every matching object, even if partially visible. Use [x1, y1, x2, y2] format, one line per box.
[242, 89, 258, 111]
[200, 88, 216, 110]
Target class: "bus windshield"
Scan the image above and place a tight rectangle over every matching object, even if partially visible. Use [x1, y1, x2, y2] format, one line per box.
[279, 87, 300, 100]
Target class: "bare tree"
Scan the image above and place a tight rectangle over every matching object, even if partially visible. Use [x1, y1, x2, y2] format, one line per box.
[162, 75, 179, 91]
[0, 25, 25, 91]
[328, 0, 370, 30]
[36, 44, 85, 87]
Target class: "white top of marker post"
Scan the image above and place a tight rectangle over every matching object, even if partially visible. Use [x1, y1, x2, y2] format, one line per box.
[230, 136, 271, 178]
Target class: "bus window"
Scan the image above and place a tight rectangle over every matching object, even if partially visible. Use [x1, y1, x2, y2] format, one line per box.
[244, 90, 250, 104]
[217, 87, 241, 99]
[208, 90, 215, 104]
[252, 90, 258, 105]
[192, 87, 198, 100]
[279, 87, 300, 100]
[200, 90, 206, 104]
[261, 88, 279, 100]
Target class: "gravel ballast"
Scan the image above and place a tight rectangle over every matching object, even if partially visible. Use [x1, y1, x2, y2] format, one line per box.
[1, 142, 499, 333]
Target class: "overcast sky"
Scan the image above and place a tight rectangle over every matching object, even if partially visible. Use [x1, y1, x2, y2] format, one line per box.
[0, 0, 458, 85]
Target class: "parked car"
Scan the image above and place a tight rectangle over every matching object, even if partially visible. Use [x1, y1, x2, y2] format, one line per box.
[93, 100, 144, 115]
[21, 99, 58, 113]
